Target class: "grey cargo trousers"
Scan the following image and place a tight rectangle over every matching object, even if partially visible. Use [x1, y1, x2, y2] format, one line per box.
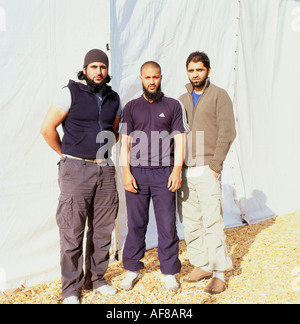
[56, 156, 119, 299]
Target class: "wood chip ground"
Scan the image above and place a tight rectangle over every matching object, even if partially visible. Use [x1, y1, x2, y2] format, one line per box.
[1, 211, 299, 304]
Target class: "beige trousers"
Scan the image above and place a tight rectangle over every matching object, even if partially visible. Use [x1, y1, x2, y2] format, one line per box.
[177, 166, 232, 272]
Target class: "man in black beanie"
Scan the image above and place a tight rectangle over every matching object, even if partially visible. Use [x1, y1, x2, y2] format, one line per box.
[84, 48, 109, 69]
[41, 49, 122, 304]
[78, 49, 112, 93]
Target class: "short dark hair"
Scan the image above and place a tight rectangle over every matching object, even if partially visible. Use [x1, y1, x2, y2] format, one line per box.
[186, 52, 210, 70]
[140, 61, 161, 74]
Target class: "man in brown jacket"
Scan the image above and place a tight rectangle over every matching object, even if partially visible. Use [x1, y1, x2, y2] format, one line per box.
[178, 52, 236, 294]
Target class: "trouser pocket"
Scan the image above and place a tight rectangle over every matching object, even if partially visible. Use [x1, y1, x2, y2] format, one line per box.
[56, 194, 73, 229]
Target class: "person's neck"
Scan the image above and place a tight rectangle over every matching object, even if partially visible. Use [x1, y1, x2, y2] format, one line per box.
[193, 86, 204, 95]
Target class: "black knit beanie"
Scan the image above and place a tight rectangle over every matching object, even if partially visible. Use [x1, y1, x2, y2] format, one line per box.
[83, 49, 109, 68]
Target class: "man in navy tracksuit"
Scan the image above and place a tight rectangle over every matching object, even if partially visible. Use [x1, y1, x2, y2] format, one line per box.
[120, 61, 189, 292]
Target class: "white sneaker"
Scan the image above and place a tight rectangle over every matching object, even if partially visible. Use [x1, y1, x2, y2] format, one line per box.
[62, 296, 80, 304]
[120, 271, 141, 291]
[96, 284, 117, 295]
[162, 275, 180, 292]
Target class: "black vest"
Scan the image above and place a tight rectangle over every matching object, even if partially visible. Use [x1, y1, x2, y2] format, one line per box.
[61, 80, 120, 159]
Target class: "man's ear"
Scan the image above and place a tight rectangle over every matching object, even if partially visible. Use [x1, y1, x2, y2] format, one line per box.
[83, 67, 87, 75]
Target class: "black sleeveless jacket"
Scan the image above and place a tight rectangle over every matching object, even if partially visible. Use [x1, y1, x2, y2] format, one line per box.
[61, 80, 120, 159]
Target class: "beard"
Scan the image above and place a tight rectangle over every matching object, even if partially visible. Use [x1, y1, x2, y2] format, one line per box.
[143, 84, 163, 102]
[77, 71, 111, 93]
[85, 75, 110, 93]
[190, 72, 209, 89]
[191, 79, 206, 89]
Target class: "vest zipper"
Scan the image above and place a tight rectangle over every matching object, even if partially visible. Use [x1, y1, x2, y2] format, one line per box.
[95, 92, 115, 132]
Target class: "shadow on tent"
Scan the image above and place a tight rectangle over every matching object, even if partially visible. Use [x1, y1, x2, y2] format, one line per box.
[179, 185, 276, 282]
[225, 187, 276, 278]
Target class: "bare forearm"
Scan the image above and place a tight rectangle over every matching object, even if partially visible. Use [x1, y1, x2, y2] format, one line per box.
[41, 128, 62, 156]
[113, 115, 121, 143]
[120, 135, 131, 169]
[41, 105, 68, 156]
[120, 135, 138, 193]
[168, 133, 186, 192]
[174, 133, 186, 167]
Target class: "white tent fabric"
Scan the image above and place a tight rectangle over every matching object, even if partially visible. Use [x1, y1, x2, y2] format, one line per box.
[1, 0, 300, 290]
[110, 0, 300, 237]
[0, 0, 112, 290]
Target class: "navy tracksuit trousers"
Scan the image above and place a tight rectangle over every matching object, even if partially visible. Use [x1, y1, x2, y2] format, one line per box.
[123, 167, 181, 275]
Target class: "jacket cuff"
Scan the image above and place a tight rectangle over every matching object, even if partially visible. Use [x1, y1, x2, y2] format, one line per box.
[209, 161, 223, 174]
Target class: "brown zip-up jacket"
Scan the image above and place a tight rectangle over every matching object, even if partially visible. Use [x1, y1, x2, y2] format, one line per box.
[179, 79, 236, 173]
